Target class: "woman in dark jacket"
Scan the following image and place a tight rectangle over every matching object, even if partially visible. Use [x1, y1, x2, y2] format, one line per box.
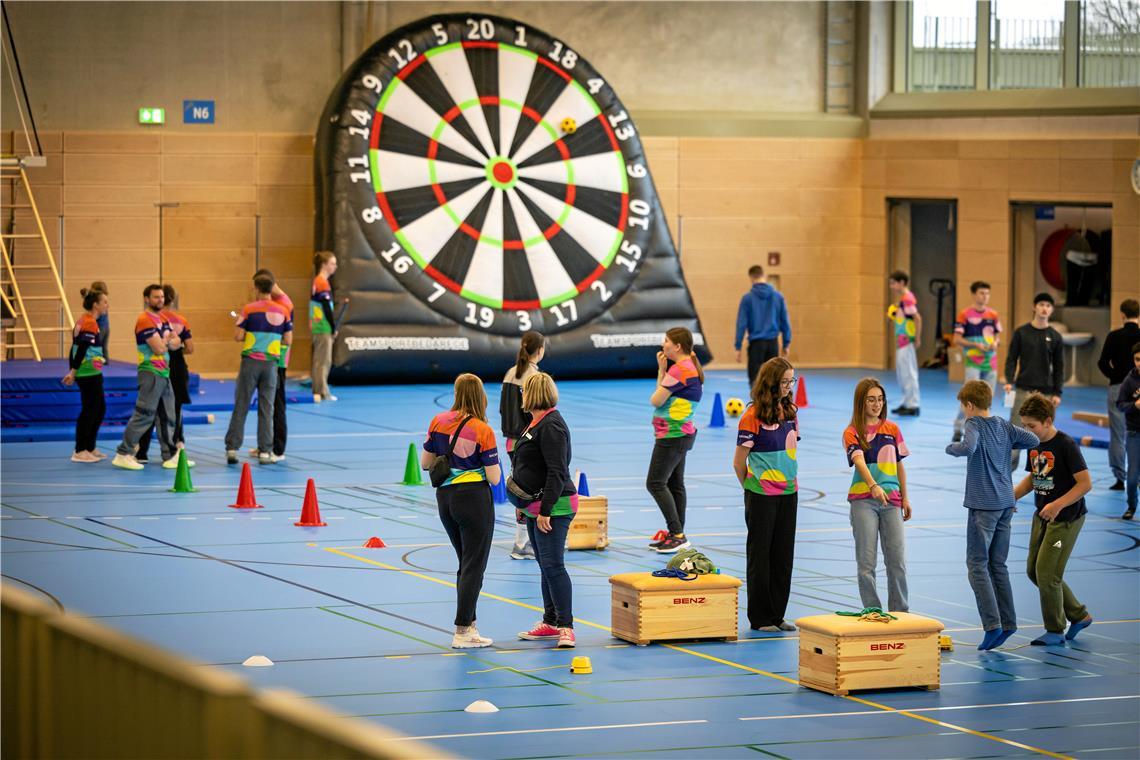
[500, 330, 545, 560]
[510, 372, 578, 648]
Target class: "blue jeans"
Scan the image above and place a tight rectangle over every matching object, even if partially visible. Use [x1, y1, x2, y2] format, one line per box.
[526, 515, 574, 628]
[1108, 384, 1126, 482]
[849, 499, 908, 612]
[966, 507, 1016, 631]
[1126, 430, 1140, 511]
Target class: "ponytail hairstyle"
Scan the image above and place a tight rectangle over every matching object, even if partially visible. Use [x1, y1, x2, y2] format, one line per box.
[313, 250, 335, 275]
[80, 280, 109, 301]
[162, 283, 177, 309]
[82, 289, 106, 311]
[849, 377, 887, 451]
[514, 331, 545, 380]
[664, 326, 704, 384]
[750, 356, 797, 425]
[451, 373, 489, 422]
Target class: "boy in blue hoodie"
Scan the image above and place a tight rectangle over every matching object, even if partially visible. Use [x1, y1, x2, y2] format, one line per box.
[946, 379, 1039, 650]
[734, 265, 792, 389]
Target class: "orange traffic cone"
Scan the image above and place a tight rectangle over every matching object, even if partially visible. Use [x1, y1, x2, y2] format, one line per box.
[363, 536, 386, 548]
[228, 462, 263, 509]
[795, 375, 809, 407]
[294, 478, 327, 526]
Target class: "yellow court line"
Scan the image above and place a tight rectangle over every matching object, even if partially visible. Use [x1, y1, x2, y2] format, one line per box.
[322, 547, 1071, 759]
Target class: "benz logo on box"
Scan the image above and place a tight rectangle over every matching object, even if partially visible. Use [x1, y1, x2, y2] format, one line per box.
[672, 597, 706, 605]
[870, 642, 906, 651]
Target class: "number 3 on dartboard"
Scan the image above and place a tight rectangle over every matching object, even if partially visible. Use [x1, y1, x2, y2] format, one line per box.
[465, 303, 494, 328]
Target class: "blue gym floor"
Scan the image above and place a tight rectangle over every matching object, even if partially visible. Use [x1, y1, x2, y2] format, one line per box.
[2, 367, 1137, 758]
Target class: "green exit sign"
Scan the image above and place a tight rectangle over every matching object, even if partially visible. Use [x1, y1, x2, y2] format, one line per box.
[138, 108, 165, 125]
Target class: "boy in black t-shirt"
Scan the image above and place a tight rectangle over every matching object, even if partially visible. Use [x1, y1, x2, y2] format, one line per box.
[1014, 394, 1093, 646]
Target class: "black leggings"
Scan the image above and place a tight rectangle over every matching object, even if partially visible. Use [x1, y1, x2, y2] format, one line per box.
[646, 434, 695, 535]
[436, 482, 495, 627]
[744, 490, 798, 628]
[75, 374, 106, 453]
[273, 365, 287, 456]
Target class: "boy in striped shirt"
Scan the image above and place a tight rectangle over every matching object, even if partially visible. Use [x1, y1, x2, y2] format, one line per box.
[946, 380, 1038, 650]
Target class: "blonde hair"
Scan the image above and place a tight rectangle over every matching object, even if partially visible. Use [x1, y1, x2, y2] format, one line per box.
[522, 372, 558, 411]
[451, 373, 488, 422]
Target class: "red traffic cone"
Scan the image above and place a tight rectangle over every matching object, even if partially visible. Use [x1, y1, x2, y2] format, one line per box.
[228, 462, 263, 509]
[795, 375, 809, 407]
[294, 478, 327, 527]
[363, 536, 386, 548]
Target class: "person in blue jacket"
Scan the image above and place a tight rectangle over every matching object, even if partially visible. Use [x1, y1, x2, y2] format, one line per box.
[734, 265, 792, 390]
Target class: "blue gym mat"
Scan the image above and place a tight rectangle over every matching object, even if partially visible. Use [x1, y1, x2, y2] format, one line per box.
[2, 367, 1135, 759]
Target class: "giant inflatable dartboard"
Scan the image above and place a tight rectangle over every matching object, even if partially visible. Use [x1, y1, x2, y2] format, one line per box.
[316, 14, 710, 381]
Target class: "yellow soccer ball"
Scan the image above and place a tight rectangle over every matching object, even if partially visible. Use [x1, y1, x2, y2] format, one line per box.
[725, 397, 745, 417]
[560, 117, 577, 134]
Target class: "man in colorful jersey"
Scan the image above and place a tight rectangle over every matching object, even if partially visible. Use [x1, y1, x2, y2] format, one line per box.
[253, 269, 293, 461]
[225, 274, 293, 465]
[137, 284, 194, 463]
[887, 270, 922, 416]
[952, 281, 1002, 442]
[111, 284, 182, 471]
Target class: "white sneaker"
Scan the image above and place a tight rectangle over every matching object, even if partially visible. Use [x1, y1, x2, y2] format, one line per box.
[326, 394, 338, 401]
[226, 450, 239, 464]
[273, 454, 286, 462]
[111, 453, 144, 471]
[163, 455, 195, 469]
[451, 627, 493, 649]
[70, 451, 98, 463]
[509, 549, 536, 560]
[258, 452, 279, 465]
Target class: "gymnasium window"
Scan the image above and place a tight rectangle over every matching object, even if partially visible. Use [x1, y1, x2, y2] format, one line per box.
[907, 0, 978, 91]
[1080, 0, 1140, 86]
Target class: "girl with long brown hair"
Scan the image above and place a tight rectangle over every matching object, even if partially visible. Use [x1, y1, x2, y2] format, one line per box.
[646, 327, 704, 553]
[500, 331, 546, 559]
[62, 288, 109, 462]
[842, 377, 911, 612]
[421, 373, 502, 648]
[732, 356, 799, 631]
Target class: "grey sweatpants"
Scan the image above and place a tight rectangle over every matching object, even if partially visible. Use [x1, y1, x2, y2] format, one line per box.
[224, 356, 278, 453]
[312, 333, 333, 398]
[117, 371, 176, 461]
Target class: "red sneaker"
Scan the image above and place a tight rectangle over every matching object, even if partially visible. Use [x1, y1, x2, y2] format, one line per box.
[648, 529, 669, 548]
[518, 621, 561, 640]
[557, 628, 576, 648]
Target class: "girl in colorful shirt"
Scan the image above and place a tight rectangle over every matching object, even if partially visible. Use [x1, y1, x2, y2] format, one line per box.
[842, 377, 912, 612]
[421, 373, 501, 649]
[310, 251, 338, 402]
[500, 330, 545, 560]
[62, 288, 109, 463]
[733, 356, 799, 632]
[646, 327, 704, 554]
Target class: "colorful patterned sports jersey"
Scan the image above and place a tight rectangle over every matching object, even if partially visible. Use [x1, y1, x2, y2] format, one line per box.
[954, 306, 1002, 372]
[238, 300, 293, 362]
[134, 310, 172, 377]
[888, 290, 919, 349]
[163, 309, 192, 343]
[423, 411, 500, 487]
[843, 421, 909, 505]
[736, 405, 799, 496]
[310, 275, 333, 335]
[272, 291, 294, 368]
[653, 358, 703, 439]
[71, 313, 104, 377]
[518, 493, 579, 519]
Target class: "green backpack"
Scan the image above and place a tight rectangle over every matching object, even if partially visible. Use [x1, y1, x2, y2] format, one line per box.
[666, 548, 719, 575]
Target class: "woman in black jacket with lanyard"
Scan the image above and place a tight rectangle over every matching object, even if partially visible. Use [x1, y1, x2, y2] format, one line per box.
[510, 372, 578, 648]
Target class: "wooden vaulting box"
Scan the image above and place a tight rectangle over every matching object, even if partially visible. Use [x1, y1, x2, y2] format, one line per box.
[609, 572, 741, 645]
[566, 496, 609, 550]
[795, 612, 944, 696]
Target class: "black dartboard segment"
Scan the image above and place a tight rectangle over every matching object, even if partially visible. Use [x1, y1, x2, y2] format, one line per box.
[316, 14, 709, 380]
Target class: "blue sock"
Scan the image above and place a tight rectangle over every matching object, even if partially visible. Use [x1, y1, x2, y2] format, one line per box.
[978, 628, 1003, 650]
[992, 628, 1017, 648]
[1031, 631, 1065, 646]
[1066, 616, 1093, 640]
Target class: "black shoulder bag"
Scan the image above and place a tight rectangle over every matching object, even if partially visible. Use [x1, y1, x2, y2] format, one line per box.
[429, 416, 471, 488]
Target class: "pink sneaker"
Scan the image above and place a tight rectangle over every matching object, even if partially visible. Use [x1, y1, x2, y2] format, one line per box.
[556, 627, 576, 648]
[518, 621, 561, 640]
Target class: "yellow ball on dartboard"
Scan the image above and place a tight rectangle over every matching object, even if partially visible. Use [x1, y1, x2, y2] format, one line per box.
[560, 117, 577, 134]
[725, 397, 745, 417]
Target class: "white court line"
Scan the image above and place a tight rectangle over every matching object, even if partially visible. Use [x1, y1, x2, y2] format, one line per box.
[393, 719, 708, 742]
[176, 517, 196, 521]
[738, 694, 1138, 721]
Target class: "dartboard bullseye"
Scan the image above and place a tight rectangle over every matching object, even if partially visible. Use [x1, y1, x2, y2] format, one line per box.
[329, 15, 657, 337]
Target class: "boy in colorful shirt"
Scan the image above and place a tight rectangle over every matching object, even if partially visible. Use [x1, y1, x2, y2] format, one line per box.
[946, 379, 1038, 650]
[952, 281, 1002, 442]
[887, 271, 922, 415]
[225, 274, 293, 465]
[112, 284, 182, 471]
[253, 269, 294, 461]
[310, 251, 338, 402]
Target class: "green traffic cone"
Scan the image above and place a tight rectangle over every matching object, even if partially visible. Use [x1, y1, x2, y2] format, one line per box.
[170, 448, 197, 493]
[401, 442, 425, 486]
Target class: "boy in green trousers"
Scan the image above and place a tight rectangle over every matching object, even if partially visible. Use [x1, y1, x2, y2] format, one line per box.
[1014, 393, 1094, 646]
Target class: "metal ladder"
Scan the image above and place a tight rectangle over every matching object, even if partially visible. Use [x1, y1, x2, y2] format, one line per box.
[1, 155, 72, 361]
